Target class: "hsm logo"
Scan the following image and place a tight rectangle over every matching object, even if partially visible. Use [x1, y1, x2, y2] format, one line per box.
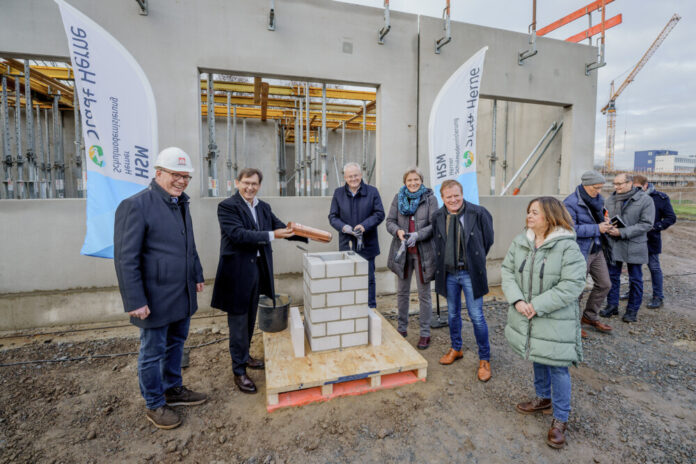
[89, 145, 105, 167]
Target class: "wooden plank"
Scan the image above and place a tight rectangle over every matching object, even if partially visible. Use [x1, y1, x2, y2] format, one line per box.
[263, 311, 427, 397]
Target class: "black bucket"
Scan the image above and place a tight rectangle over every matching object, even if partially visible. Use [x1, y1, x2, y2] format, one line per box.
[258, 294, 291, 333]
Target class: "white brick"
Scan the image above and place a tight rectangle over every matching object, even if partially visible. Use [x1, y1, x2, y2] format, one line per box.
[303, 308, 328, 337]
[326, 291, 354, 307]
[355, 290, 368, 304]
[309, 335, 341, 352]
[309, 278, 341, 294]
[289, 307, 305, 358]
[304, 256, 326, 279]
[341, 305, 369, 319]
[341, 276, 367, 291]
[305, 291, 325, 309]
[352, 255, 369, 275]
[326, 319, 354, 335]
[308, 307, 341, 323]
[325, 260, 355, 277]
[368, 308, 382, 346]
[341, 331, 368, 348]
[355, 317, 368, 332]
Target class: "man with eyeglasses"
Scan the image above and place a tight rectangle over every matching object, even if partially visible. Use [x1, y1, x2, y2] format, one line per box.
[211, 168, 307, 394]
[600, 173, 655, 323]
[114, 147, 207, 430]
[563, 170, 613, 337]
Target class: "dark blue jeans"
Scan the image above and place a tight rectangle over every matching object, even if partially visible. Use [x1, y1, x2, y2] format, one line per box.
[368, 257, 376, 308]
[138, 317, 190, 410]
[648, 253, 663, 300]
[446, 270, 490, 360]
[608, 261, 643, 312]
[533, 362, 571, 423]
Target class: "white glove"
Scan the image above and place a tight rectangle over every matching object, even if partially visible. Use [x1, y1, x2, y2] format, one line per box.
[342, 225, 353, 234]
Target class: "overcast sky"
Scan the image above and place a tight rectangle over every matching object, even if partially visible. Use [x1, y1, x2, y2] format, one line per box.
[337, 0, 693, 169]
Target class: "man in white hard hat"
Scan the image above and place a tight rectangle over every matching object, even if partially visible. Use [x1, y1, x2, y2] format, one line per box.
[114, 147, 207, 429]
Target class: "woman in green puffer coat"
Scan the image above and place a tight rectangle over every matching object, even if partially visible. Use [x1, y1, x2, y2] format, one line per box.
[501, 197, 586, 450]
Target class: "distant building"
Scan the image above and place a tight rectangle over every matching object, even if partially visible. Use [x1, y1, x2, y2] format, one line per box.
[654, 154, 696, 173]
[634, 149, 678, 172]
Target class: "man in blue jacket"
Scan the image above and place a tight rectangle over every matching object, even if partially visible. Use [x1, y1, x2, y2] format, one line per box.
[563, 170, 613, 336]
[633, 175, 677, 309]
[114, 147, 207, 430]
[328, 162, 385, 309]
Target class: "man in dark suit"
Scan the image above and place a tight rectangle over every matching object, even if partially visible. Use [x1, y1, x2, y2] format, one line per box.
[432, 179, 494, 382]
[211, 168, 307, 393]
[114, 147, 207, 430]
[632, 175, 677, 309]
[328, 162, 385, 308]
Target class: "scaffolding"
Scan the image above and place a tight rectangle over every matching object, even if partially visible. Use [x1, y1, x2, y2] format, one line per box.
[0, 58, 85, 199]
[199, 72, 377, 197]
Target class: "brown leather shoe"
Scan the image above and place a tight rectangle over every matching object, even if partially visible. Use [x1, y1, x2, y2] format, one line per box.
[477, 360, 491, 382]
[247, 356, 265, 370]
[581, 329, 588, 338]
[439, 348, 463, 365]
[547, 418, 567, 448]
[516, 397, 552, 414]
[234, 373, 257, 394]
[417, 336, 430, 350]
[581, 315, 612, 332]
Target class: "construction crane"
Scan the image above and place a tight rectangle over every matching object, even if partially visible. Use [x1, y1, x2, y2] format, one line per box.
[601, 13, 680, 172]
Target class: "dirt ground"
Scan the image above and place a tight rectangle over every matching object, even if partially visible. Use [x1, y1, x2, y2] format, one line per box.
[1, 223, 695, 464]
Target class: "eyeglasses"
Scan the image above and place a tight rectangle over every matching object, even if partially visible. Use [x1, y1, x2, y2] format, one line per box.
[161, 168, 192, 182]
[612, 181, 629, 186]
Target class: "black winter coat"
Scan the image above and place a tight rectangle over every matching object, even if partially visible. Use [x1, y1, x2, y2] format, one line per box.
[647, 187, 677, 254]
[211, 192, 306, 314]
[328, 181, 385, 259]
[432, 202, 494, 300]
[114, 180, 204, 329]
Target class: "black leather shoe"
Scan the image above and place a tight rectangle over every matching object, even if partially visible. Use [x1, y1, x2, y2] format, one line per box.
[647, 298, 663, 309]
[619, 292, 629, 301]
[234, 374, 257, 394]
[247, 356, 265, 370]
[599, 305, 619, 318]
[622, 312, 637, 323]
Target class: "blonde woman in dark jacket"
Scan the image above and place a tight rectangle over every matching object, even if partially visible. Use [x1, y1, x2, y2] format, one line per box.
[386, 168, 438, 349]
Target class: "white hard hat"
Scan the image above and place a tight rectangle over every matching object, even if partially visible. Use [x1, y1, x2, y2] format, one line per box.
[154, 147, 194, 173]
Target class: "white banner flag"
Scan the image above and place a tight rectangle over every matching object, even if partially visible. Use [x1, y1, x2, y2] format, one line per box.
[429, 46, 488, 206]
[55, 0, 158, 258]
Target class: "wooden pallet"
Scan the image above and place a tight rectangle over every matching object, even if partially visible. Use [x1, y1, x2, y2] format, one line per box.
[263, 311, 427, 412]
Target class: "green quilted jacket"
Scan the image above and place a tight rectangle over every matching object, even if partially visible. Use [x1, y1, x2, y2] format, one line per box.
[501, 228, 586, 367]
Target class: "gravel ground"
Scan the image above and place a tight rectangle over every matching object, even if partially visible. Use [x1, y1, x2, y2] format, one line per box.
[0, 222, 694, 464]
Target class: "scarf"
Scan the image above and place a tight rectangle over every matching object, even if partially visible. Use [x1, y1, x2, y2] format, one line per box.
[398, 185, 427, 216]
[444, 204, 467, 271]
[645, 183, 655, 195]
[613, 186, 640, 203]
[578, 186, 604, 224]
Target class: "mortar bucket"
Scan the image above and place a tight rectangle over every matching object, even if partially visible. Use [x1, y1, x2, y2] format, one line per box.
[258, 294, 291, 333]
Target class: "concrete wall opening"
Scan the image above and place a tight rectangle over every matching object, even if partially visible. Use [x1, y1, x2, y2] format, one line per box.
[198, 71, 377, 198]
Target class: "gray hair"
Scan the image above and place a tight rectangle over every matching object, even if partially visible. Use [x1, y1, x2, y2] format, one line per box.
[616, 173, 634, 182]
[343, 162, 362, 174]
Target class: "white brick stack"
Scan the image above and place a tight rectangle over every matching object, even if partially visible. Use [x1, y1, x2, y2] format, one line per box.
[303, 251, 370, 351]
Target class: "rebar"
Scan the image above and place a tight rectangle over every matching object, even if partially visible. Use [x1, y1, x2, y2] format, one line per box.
[44, 108, 52, 198]
[36, 103, 46, 199]
[14, 77, 25, 198]
[206, 73, 218, 196]
[362, 101, 367, 173]
[73, 86, 84, 198]
[1, 74, 12, 199]
[305, 82, 310, 196]
[52, 92, 65, 198]
[24, 61, 37, 198]
[489, 100, 497, 195]
[225, 92, 233, 195]
[321, 83, 328, 195]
